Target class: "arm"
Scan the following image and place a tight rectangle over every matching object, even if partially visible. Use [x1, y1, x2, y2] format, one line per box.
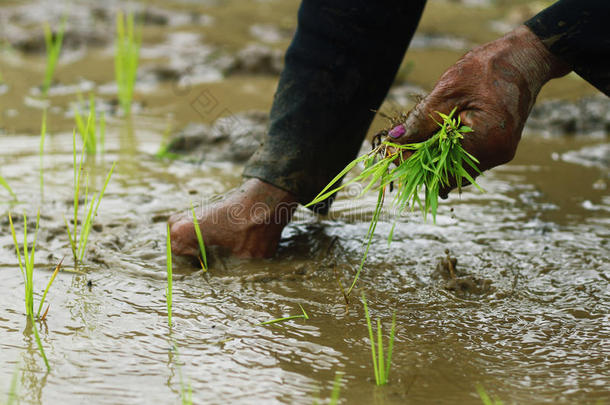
[525, 0, 610, 96]
[391, 0, 610, 196]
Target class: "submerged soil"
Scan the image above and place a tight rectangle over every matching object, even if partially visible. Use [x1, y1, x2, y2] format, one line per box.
[1, 0, 608, 404]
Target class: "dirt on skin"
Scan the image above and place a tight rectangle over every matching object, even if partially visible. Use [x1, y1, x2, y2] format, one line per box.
[0, 1, 609, 404]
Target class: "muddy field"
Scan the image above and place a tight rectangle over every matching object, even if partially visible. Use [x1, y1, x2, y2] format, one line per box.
[1, 0, 609, 404]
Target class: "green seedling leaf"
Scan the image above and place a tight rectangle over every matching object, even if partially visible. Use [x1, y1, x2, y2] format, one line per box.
[115, 11, 142, 116]
[361, 292, 395, 386]
[36, 257, 63, 319]
[259, 304, 309, 325]
[42, 18, 65, 96]
[309, 108, 484, 296]
[476, 385, 504, 405]
[166, 223, 173, 327]
[190, 202, 207, 271]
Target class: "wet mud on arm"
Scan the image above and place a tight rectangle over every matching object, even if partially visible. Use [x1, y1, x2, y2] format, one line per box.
[243, 0, 427, 213]
[525, 0, 610, 96]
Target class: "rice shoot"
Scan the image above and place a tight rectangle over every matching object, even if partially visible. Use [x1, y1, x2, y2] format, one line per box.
[166, 223, 173, 327]
[361, 292, 396, 386]
[307, 108, 483, 296]
[0, 174, 16, 200]
[6, 364, 19, 405]
[115, 11, 141, 116]
[259, 304, 309, 325]
[64, 129, 116, 266]
[8, 210, 51, 372]
[477, 385, 504, 405]
[73, 94, 105, 155]
[42, 18, 65, 96]
[190, 202, 207, 272]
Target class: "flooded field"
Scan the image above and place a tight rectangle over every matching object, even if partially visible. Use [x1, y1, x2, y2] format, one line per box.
[1, 0, 609, 404]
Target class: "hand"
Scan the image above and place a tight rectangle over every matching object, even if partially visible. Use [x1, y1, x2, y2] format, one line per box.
[389, 25, 570, 197]
[169, 178, 297, 259]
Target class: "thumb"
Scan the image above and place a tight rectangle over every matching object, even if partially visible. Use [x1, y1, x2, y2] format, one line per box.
[389, 95, 452, 144]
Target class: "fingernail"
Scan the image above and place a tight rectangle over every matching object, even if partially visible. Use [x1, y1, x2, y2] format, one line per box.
[388, 124, 406, 138]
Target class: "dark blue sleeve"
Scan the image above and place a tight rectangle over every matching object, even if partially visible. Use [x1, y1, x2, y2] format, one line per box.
[243, 0, 426, 211]
[525, 0, 610, 96]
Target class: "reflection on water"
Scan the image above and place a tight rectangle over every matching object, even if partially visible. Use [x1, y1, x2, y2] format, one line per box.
[1, 123, 607, 404]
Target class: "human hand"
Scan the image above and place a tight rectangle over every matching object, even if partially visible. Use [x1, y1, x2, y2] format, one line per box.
[168, 178, 297, 259]
[389, 25, 570, 198]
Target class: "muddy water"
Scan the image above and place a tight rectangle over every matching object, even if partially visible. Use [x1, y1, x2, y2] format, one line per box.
[1, 0, 609, 404]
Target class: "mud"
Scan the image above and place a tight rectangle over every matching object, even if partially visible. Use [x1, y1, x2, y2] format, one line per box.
[526, 96, 610, 136]
[166, 110, 267, 162]
[1, 1, 609, 404]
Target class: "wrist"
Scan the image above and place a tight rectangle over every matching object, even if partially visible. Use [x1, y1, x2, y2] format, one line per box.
[505, 25, 571, 88]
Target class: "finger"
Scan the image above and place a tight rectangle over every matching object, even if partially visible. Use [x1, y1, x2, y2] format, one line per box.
[169, 218, 200, 257]
[389, 94, 454, 144]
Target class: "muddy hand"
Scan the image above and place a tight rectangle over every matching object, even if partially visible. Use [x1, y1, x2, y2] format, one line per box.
[168, 178, 298, 259]
[390, 25, 571, 197]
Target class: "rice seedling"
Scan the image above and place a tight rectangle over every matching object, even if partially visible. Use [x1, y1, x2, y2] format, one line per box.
[312, 372, 344, 405]
[329, 372, 343, 405]
[114, 11, 141, 116]
[476, 385, 504, 405]
[39, 109, 47, 197]
[307, 108, 482, 296]
[190, 202, 207, 272]
[37, 258, 63, 321]
[73, 94, 105, 155]
[181, 380, 193, 405]
[8, 210, 57, 372]
[64, 130, 116, 266]
[259, 304, 309, 325]
[42, 19, 65, 96]
[0, 174, 16, 200]
[6, 364, 19, 405]
[9, 211, 41, 319]
[361, 293, 395, 386]
[169, 342, 192, 404]
[155, 122, 182, 160]
[166, 223, 173, 327]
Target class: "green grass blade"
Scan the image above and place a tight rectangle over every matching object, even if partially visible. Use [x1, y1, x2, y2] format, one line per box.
[346, 189, 384, 296]
[22, 211, 33, 317]
[0, 175, 17, 200]
[29, 313, 50, 372]
[190, 202, 207, 271]
[385, 312, 396, 380]
[306, 153, 370, 207]
[42, 18, 64, 96]
[362, 293, 380, 385]
[259, 304, 309, 325]
[29, 210, 40, 273]
[8, 213, 25, 277]
[6, 364, 19, 405]
[115, 11, 141, 115]
[78, 161, 116, 262]
[78, 193, 97, 262]
[377, 319, 385, 384]
[298, 303, 309, 320]
[166, 223, 173, 327]
[476, 385, 503, 405]
[63, 215, 77, 261]
[36, 258, 63, 318]
[100, 111, 106, 155]
[329, 372, 343, 405]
